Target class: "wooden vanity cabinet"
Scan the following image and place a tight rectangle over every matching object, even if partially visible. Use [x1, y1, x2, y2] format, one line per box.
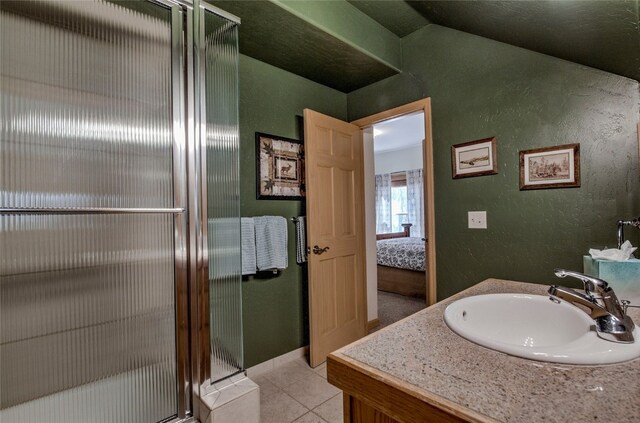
[328, 354, 474, 423]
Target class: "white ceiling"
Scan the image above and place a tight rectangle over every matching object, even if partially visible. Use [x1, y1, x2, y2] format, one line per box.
[373, 111, 425, 153]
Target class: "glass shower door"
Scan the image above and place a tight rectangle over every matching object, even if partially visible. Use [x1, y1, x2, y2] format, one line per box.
[0, 1, 187, 421]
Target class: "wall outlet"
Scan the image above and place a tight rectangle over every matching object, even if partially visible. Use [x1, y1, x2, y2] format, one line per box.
[468, 211, 487, 229]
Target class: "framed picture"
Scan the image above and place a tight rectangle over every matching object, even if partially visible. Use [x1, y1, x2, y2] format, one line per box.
[256, 132, 305, 200]
[451, 137, 498, 178]
[519, 143, 580, 190]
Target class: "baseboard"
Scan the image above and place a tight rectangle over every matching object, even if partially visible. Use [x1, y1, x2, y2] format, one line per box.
[367, 318, 380, 331]
[245, 345, 309, 379]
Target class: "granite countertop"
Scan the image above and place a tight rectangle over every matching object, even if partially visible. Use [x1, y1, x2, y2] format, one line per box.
[337, 279, 640, 422]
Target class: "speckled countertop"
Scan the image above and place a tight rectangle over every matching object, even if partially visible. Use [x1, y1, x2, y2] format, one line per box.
[337, 279, 640, 422]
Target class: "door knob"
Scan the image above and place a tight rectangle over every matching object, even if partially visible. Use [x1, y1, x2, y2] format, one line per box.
[312, 245, 330, 255]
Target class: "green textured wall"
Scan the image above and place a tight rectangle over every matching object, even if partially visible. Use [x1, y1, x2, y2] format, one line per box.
[239, 55, 348, 368]
[348, 25, 640, 300]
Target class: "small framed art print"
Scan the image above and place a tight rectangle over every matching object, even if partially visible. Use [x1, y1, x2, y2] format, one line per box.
[256, 132, 305, 200]
[519, 143, 580, 190]
[451, 137, 498, 179]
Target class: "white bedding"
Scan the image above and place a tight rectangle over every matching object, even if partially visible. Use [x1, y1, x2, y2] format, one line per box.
[376, 237, 426, 272]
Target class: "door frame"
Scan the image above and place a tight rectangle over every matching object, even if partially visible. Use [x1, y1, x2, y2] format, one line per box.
[351, 98, 437, 306]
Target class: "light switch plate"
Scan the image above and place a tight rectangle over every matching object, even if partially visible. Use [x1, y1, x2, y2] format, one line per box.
[468, 211, 487, 229]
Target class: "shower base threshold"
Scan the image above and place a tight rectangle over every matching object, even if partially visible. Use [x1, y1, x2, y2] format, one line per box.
[199, 373, 260, 423]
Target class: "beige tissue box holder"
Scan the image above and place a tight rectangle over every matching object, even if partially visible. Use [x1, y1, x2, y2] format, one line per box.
[583, 256, 640, 305]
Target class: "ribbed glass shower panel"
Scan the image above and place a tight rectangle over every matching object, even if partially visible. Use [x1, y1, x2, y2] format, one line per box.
[0, 214, 177, 422]
[202, 10, 243, 382]
[0, 1, 180, 422]
[0, 0, 173, 209]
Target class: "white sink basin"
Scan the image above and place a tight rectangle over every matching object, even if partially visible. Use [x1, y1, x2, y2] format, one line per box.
[444, 293, 640, 365]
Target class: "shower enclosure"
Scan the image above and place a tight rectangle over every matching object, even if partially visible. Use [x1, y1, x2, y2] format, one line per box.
[0, 1, 242, 421]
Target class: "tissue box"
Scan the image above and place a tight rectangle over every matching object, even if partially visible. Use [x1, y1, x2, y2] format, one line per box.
[583, 256, 640, 305]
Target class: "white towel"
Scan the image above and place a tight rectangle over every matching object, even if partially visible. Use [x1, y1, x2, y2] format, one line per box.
[254, 216, 288, 271]
[241, 217, 256, 275]
[294, 216, 307, 264]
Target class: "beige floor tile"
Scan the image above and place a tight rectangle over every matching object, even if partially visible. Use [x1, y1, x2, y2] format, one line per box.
[281, 372, 341, 410]
[210, 388, 260, 423]
[254, 375, 279, 399]
[312, 362, 327, 379]
[257, 376, 309, 423]
[292, 412, 327, 423]
[252, 375, 272, 390]
[264, 359, 318, 389]
[313, 393, 343, 423]
[289, 357, 314, 369]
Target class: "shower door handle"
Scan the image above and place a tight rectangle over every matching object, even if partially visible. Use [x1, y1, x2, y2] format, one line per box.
[312, 245, 330, 255]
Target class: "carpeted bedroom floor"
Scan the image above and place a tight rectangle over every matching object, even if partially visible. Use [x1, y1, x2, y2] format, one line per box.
[372, 290, 426, 332]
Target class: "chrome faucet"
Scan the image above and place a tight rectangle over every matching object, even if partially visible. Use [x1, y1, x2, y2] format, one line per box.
[617, 216, 640, 248]
[548, 269, 635, 343]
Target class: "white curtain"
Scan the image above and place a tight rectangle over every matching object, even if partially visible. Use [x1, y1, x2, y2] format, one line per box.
[375, 173, 391, 233]
[406, 169, 424, 238]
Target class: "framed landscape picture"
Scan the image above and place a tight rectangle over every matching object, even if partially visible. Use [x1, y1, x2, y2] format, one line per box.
[519, 143, 580, 190]
[451, 137, 498, 178]
[255, 132, 305, 200]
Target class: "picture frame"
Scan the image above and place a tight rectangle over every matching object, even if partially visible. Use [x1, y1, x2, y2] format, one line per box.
[519, 143, 580, 190]
[255, 132, 305, 200]
[451, 137, 498, 178]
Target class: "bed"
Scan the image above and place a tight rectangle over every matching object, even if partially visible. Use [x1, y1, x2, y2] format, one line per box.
[376, 227, 426, 298]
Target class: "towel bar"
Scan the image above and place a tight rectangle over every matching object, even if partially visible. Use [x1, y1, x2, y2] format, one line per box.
[0, 207, 185, 215]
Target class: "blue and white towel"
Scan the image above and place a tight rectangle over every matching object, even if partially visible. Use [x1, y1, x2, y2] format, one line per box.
[241, 217, 256, 275]
[294, 216, 307, 264]
[254, 216, 288, 271]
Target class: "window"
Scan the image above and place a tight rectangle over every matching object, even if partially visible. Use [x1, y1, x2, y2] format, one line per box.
[390, 172, 407, 232]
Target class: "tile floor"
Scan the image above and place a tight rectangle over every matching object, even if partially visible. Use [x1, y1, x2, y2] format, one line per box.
[254, 358, 343, 423]
[254, 291, 426, 422]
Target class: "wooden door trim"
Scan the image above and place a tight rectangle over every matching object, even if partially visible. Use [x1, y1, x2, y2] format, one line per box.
[351, 98, 437, 305]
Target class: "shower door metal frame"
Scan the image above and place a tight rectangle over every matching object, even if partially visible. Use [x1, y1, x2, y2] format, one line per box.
[168, 1, 191, 420]
[189, 0, 242, 405]
[163, 0, 244, 418]
[145, 2, 193, 419]
[146, 0, 242, 418]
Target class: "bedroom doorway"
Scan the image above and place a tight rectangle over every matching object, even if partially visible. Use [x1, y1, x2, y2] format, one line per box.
[372, 112, 427, 329]
[351, 99, 435, 332]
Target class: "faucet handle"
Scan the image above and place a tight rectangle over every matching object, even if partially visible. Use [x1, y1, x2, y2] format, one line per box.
[553, 269, 609, 296]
